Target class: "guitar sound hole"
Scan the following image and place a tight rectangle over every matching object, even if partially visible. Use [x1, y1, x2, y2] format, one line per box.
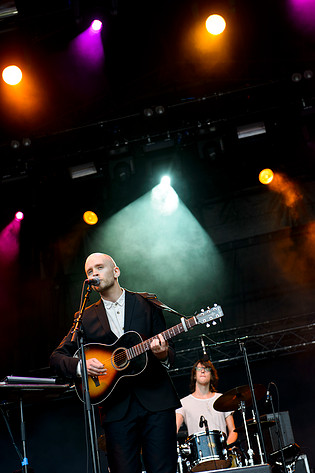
[112, 348, 129, 370]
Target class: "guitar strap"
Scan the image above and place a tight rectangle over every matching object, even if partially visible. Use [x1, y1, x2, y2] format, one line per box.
[135, 291, 185, 317]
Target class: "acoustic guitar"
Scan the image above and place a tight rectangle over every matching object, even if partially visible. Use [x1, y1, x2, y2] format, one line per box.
[74, 304, 223, 405]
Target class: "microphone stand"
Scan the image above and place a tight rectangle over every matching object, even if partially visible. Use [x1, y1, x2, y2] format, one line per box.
[239, 340, 267, 464]
[71, 284, 101, 473]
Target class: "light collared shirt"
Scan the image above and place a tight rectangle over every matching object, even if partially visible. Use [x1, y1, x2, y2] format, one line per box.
[101, 289, 125, 338]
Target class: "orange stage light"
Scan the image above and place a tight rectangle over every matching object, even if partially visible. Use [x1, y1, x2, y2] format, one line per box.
[205, 14, 226, 36]
[259, 168, 274, 185]
[83, 211, 98, 225]
[2, 65, 22, 85]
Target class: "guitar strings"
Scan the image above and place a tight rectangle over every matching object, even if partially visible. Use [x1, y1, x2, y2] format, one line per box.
[86, 322, 193, 370]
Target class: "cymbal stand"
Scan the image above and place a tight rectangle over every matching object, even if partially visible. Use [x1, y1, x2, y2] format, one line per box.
[239, 340, 267, 464]
[71, 284, 101, 473]
[239, 400, 254, 466]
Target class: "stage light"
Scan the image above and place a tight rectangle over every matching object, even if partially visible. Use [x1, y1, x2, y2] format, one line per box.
[143, 108, 154, 118]
[237, 122, 266, 139]
[160, 175, 171, 187]
[91, 19, 102, 32]
[69, 162, 97, 179]
[151, 176, 178, 215]
[15, 211, 24, 221]
[2, 65, 22, 85]
[259, 169, 274, 185]
[10, 139, 20, 149]
[22, 137, 31, 147]
[304, 70, 313, 80]
[205, 14, 226, 35]
[0, 1, 18, 19]
[83, 211, 98, 225]
[291, 72, 302, 83]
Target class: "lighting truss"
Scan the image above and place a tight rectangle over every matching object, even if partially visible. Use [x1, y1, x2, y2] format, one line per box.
[169, 312, 315, 377]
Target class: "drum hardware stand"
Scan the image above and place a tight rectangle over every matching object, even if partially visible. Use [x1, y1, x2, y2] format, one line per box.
[254, 431, 263, 464]
[239, 340, 267, 464]
[71, 283, 101, 473]
[177, 442, 185, 473]
[239, 400, 254, 466]
[251, 409, 265, 464]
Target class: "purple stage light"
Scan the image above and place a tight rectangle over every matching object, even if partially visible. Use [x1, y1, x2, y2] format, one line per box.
[0, 219, 20, 265]
[91, 20, 103, 32]
[289, 0, 315, 31]
[15, 211, 24, 221]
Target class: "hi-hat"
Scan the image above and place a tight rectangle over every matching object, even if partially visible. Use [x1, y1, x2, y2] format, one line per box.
[213, 384, 266, 412]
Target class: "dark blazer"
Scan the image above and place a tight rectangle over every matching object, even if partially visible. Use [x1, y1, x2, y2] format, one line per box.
[50, 290, 181, 422]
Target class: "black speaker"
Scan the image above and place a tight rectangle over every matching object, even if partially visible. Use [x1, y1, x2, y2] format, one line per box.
[262, 411, 295, 454]
[295, 455, 311, 473]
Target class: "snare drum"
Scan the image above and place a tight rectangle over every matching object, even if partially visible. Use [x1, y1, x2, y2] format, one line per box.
[187, 430, 231, 472]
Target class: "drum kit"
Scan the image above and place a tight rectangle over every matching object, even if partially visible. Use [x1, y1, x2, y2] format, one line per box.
[177, 384, 273, 473]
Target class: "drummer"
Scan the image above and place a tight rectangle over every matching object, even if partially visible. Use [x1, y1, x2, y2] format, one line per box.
[176, 359, 238, 445]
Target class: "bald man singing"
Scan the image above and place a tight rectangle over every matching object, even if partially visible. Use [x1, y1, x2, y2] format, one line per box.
[50, 253, 180, 473]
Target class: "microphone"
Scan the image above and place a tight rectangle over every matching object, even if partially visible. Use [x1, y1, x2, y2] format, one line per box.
[199, 416, 205, 428]
[199, 415, 209, 435]
[85, 277, 100, 286]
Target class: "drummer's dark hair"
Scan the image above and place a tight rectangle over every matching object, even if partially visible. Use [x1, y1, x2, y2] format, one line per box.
[190, 359, 219, 393]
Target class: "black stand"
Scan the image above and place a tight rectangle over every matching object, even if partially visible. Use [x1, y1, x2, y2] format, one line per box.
[239, 340, 268, 464]
[20, 397, 28, 472]
[71, 284, 101, 473]
[268, 386, 287, 473]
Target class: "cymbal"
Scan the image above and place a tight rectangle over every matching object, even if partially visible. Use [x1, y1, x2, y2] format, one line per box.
[213, 384, 266, 412]
[234, 419, 275, 433]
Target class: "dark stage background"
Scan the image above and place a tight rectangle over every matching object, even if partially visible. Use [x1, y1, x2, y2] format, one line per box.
[0, 1, 315, 472]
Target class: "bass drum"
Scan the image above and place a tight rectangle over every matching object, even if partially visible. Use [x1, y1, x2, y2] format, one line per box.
[187, 430, 231, 472]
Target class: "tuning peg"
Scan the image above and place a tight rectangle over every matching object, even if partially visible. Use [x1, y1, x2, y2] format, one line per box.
[212, 321, 217, 325]
[200, 308, 204, 312]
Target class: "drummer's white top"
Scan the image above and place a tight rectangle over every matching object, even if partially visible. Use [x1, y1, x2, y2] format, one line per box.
[176, 392, 233, 437]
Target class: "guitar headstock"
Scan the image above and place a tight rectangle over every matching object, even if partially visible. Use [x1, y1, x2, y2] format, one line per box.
[195, 304, 224, 326]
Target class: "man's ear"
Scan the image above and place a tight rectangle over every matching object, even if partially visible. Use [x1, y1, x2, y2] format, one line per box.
[114, 266, 120, 279]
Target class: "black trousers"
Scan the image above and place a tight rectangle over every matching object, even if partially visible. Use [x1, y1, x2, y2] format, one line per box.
[103, 396, 178, 473]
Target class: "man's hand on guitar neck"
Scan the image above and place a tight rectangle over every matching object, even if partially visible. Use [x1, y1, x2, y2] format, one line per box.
[150, 333, 169, 362]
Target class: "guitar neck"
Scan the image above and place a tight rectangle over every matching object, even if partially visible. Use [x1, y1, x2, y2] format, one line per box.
[127, 316, 197, 360]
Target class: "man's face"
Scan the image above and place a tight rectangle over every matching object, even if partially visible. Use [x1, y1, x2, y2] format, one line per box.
[85, 253, 119, 292]
[195, 363, 211, 386]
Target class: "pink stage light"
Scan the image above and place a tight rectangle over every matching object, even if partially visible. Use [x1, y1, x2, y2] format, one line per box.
[91, 20, 103, 32]
[0, 218, 20, 265]
[289, 0, 315, 31]
[15, 211, 24, 221]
